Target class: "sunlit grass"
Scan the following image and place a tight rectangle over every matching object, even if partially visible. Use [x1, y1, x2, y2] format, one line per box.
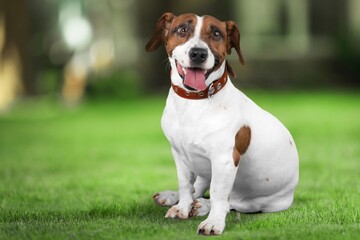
[0, 91, 359, 239]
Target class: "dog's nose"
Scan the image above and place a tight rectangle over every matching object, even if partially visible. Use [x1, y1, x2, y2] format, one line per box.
[189, 48, 208, 64]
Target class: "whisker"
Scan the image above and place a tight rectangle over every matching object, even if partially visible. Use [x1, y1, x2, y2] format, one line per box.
[161, 57, 169, 65]
[161, 58, 171, 72]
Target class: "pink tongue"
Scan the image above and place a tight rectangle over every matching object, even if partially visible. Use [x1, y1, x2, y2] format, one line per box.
[183, 68, 207, 91]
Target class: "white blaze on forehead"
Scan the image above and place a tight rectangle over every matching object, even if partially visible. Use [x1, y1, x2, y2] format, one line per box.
[193, 16, 203, 40]
[189, 16, 208, 49]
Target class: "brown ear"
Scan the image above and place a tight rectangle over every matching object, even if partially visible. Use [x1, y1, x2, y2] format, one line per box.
[145, 12, 176, 52]
[226, 21, 245, 65]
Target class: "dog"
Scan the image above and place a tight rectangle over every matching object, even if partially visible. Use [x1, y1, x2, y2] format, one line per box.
[145, 12, 299, 236]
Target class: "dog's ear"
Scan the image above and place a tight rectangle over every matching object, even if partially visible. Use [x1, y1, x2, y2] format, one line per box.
[226, 21, 245, 66]
[145, 12, 177, 52]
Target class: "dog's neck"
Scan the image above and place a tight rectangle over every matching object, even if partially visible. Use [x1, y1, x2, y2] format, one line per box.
[170, 62, 228, 100]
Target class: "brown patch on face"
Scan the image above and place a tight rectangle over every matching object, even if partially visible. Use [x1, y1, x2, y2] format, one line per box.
[200, 16, 228, 73]
[165, 14, 197, 55]
[199, 16, 245, 78]
[233, 126, 251, 167]
[145, 13, 198, 56]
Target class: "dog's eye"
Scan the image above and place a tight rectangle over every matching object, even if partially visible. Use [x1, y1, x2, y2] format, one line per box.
[177, 26, 188, 36]
[213, 30, 222, 41]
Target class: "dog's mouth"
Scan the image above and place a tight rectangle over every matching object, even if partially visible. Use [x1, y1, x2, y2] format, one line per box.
[176, 61, 216, 91]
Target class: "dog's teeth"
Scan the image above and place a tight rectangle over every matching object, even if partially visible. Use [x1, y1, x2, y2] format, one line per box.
[182, 67, 186, 74]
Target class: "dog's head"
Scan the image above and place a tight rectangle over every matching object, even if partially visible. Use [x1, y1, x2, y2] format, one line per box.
[145, 13, 245, 92]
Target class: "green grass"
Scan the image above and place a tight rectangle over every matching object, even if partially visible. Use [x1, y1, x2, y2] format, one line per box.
[0, 91, 359, 239]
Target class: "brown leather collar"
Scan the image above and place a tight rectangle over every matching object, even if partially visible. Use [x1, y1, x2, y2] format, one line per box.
[171, 69, 228, 100]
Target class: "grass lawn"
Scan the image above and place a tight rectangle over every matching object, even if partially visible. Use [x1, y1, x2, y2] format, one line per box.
[0, 90, 359, 239]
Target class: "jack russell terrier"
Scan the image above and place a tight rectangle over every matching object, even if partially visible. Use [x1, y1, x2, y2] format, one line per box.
[145, 12, 299, 236]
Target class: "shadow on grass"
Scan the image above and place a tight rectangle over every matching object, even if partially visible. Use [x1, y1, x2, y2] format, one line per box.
[1, 199, 201, 226]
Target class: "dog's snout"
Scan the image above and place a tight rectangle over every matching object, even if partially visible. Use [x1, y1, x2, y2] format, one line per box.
[189, 48, 208, 64]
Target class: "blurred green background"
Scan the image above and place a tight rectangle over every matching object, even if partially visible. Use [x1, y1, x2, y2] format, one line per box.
[0, 0, 359, 108]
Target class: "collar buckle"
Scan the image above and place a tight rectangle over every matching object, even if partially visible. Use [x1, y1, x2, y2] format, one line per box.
[208, 83, 215, 98]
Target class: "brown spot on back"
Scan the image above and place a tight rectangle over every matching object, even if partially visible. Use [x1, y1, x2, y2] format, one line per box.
[233, 126, 251, 167]
[235, 126, 251, 154]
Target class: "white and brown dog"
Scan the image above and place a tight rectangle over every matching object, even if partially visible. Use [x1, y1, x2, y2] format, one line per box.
[145, 13, 299, 236]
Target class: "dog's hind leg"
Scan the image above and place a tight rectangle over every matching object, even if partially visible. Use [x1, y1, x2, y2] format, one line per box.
[193, 176, 210, 198]
[189, 176, 211, 217]
[152, 190, 179, 206]
[229, 189, 295, 213]
[152, 176, 209, 207]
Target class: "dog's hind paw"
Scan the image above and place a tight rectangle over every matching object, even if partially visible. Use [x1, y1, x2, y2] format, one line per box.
[152, 190, 179, 207]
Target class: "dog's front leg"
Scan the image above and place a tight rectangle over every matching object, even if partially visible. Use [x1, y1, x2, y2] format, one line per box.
[165, 148, 194, 219]
[198, 153, 238, 235]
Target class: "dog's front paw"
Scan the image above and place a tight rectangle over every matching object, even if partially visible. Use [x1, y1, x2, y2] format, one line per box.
[165, 204, 191, 219]
[189, 198, 211, 217]
[197, 217, 225, 236]
[152, 191, 179, 207]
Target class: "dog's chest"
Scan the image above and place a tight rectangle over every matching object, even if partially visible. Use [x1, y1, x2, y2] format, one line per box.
[161, 94, 238, 174]
[162, 100, 214, 149]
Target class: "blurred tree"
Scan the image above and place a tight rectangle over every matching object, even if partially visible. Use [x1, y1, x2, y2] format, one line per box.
[0, 0, 34, 110]
[136, 0, 172, 93]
